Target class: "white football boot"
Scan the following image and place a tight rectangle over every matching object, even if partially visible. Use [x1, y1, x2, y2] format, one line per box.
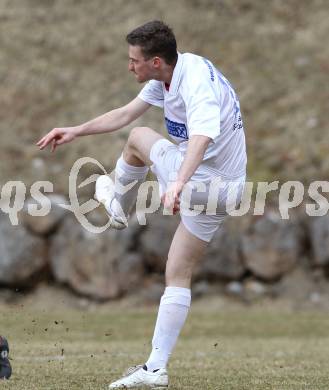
[95, 175, 128, 230]
[108, 365, 168, 389]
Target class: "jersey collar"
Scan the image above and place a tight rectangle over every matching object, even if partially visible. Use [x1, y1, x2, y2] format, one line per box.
[167, 52, 183, 95]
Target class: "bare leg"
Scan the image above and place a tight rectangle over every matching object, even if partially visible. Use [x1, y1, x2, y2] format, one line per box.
[145, 222, 208, 371]
[166, 222, 208, 288]
[107, 127, 165, 218]
[123, 126, 165, 166]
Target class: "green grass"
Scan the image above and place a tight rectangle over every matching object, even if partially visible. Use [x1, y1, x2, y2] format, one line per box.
[1, 302, 328, 389]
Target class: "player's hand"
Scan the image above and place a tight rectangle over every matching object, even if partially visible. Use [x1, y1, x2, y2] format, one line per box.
[162, 180, 185, 215]
[36, 126, 80, 152]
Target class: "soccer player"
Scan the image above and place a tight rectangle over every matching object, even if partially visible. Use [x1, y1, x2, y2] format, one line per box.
[37, 20, 247, 389]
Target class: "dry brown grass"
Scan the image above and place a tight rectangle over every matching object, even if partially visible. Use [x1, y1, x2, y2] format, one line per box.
[0, 298, 329, 389]
[1, 0, 328, 194]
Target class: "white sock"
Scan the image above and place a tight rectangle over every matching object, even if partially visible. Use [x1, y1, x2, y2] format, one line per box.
[145, 286, 191, 371]
[111, 155, 149, 217]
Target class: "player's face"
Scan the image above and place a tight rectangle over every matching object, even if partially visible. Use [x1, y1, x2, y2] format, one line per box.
[128, 45, 156, 83]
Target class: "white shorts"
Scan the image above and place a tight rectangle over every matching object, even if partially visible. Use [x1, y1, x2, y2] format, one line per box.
[150, 138, 246, 243]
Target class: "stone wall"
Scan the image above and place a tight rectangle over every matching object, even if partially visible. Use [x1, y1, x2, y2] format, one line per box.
[0, 196, 328, 303]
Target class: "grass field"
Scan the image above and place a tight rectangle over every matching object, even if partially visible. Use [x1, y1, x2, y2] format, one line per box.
[0, 298, 328, 390]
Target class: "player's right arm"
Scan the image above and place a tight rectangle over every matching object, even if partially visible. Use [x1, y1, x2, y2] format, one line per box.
[36, 97, 150, 152]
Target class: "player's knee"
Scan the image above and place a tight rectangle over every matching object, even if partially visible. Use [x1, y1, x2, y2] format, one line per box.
[127, 127, 141, 148]
[128, 127, 150, 146]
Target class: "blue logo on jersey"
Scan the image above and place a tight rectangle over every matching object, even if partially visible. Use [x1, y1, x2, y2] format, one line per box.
[165, 117, 188, 140]
[203, 58, 215, 81]
[216, 69, 242, 127]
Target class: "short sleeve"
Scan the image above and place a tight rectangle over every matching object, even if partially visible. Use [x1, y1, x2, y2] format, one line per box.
[182, 66, 221, 141]
[138, 80, 164, 108]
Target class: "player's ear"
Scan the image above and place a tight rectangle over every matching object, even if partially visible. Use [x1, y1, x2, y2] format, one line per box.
[153, 57, 161, 68]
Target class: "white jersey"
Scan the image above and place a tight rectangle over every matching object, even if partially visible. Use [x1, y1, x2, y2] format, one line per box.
[138, 52, 247, 181]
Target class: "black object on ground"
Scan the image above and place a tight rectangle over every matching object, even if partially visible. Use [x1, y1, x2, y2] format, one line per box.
[0, 336, 12, 380]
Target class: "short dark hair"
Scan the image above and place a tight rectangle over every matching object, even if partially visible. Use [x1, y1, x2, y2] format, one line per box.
[126, 20, 177, 65]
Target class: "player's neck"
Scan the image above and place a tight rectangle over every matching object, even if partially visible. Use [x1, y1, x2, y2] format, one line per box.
[159, 63, 176, 84]
[156, 56, 177, 84]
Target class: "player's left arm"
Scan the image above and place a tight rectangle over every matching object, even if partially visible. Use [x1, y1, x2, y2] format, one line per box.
[163, 135, 211, 212]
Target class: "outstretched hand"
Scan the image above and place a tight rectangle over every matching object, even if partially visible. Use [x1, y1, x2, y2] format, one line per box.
[162, 180, 185, 215]
[36, 126, 79, 152]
